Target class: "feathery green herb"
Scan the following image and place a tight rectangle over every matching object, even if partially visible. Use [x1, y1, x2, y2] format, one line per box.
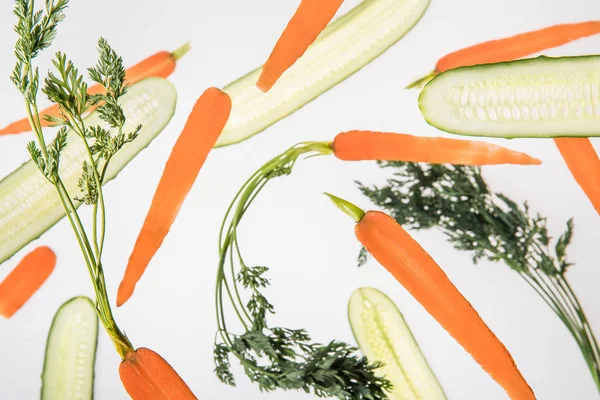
[11, 0, 137, 358]
[214, 143, 393, 399]
[358, 161, 600, 391]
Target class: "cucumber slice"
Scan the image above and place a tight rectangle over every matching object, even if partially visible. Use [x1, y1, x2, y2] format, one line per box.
[0, 77, 177, 264]
[41, 296, 99, 400]
[418, 55, 600, 138]
[216, 0, 430, 147]
[348, 287, 447, 400]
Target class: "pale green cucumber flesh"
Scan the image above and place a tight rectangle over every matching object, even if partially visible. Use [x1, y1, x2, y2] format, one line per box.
[419, 55, 600, 138]
[41, 296, 99, 400]
[216, 0, 430, 147]
[0, 77, 177, 264]
[348, 287, 447, 400]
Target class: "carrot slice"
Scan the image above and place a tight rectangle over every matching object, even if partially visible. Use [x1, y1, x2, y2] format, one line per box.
[0, 246, 56, 318]
[326, 194, 535, 400]
[119, 347, 197, 400]
[117, 87, 232, 307]
[256, 0, 345, 92]
[0, 42, 191, 136]
[554, 138, 600, 214]
[332, 130, 541, 165]
[407, 21, 600, 88]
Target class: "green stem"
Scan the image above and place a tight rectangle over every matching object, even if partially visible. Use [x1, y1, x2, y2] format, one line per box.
[171, 41, 192, 62]
[324, 192, 366, 223]
[215, 142, 332, 347]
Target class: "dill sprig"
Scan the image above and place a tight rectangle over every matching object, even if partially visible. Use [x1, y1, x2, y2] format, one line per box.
[214, 142, 393, 399]
[358, 161, 600, 391]
[11, 0, 138, 358]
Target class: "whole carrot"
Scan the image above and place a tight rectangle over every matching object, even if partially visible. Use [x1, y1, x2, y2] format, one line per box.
[325, 193, 536, 400]
[554, 138, 600, 214]
[0, 246, 56, 318]
[256, 0, 345, 92]
[117, 87, 232, 307]
[332, 130, 541, 165]
[120, 347, 197, 400]
[406, 21, 600, 89]
[0, 42, 191, 136]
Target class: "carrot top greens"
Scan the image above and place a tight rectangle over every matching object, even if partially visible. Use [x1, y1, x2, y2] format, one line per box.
[213, 142, 392, 399]
[11, 0, 136, 357]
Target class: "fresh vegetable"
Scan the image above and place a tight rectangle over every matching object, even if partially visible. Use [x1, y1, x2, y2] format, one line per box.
[213, 142, 392, 398]
[216, 0, 430, 147]
[348, 287, 447, 400]
[211, 133, 538, 396]
[406, 21, 600, 89]
[0, 42, 189, 136]
[256, 0, 345, 92]
[333, 130, 541, 165]
[404, 20, 600, 212]
[418, 55, 600, 138]
[119, 348, 197, 400]
[326, 193, 536, 400]
[41, 296, 99, 400]
[0, 77, 177, 265]
[0, 246, 56, 318]
[117, 87, 232, 307]
[358, 161, 600, 391]
[0, 128, 538, 268]
[10, 2, 193, 398]
[553, 138, 600, 214]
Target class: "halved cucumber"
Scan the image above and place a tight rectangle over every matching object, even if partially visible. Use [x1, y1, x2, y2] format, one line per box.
[41, 296, 99, 400]
[418, 55, 600, 138]
[216, 0, 430, 147]
[0, 77, 177, 264]
[348, 287, 446, 400]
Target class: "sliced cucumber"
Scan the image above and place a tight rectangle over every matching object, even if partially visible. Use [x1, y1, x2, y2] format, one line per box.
[41, 296, 99, 400]
[418, 55, 600, 138]
[216, 0, 430, 147]
[0, 77, 177, 264]
[348, 287, 446, 400]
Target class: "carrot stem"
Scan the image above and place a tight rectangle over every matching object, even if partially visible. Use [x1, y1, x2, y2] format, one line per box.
[170, 41, 192, 62]
[332, 130, 541, 165]
[324, 192, 365, 222]
[327, 195, 536, 400]
[117, 87, 232, 307]
[0, 246, 56, 318]
[256, 0, 345, 92]
[553, 138, 600, 214]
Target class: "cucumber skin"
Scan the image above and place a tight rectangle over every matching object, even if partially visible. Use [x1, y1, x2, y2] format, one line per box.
[0, 77, 177, 265]
[348, 287, 447, 400]
[215, 0, 430, 147]
[418, 55, 600, 139]
[40, 296, 99, 400]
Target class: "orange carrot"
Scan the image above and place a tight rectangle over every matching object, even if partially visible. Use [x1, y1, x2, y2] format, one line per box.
[332, 130, 541, 165]
[119, 347, 197, 400]
[0, 246, 56, 318]
[117, 87, 232, 307]
[326, 194, 535, 400]
[0, 42, 191, 136]
[407, 21, 600, 88]
[256, 0, 345, 92]
[554, 138, 600, 214]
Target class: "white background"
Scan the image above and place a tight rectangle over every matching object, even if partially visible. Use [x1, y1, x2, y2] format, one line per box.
[1, 0, 600, 399]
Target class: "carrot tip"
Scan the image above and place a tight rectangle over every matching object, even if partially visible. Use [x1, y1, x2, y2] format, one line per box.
[255, 76, 272, 93]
